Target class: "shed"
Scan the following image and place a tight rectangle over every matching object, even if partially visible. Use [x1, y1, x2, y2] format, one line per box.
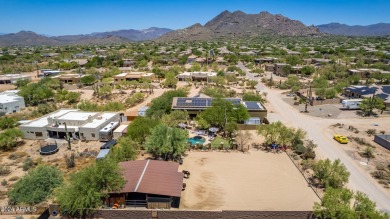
[374, 135, 390, 150]
[107, 160, 183, 209]
[113, 124, 129, 139]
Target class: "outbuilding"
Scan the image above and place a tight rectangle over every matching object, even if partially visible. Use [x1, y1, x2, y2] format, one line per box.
[106, 160, 183, 209]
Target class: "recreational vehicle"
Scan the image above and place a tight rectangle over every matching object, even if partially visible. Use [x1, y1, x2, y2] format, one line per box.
[342, 99, 363, 110]
[99, 122, 119, 141]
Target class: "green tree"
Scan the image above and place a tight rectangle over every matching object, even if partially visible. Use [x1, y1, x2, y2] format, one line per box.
[313, 187, 355, 219]
[80, 75, 97, 85]
[163, 72, 178, 88]
[190, 63, 201, 72]
[0, 128, 23, 150]
[313, 159, 350, 189]
[0, 117, 17, 130]
[161, 110, 189, 127]
[257, 121, 284, 145]
[127, 117, 160, 145]
[8, 165, 63, 205]
[109, 136, 138, 162]
[314, 188, 389, 219]
[146, 89, 188, 118]
[242, 91, 264, 102]
[360, 97, 386, 116]
[14, 79, 30, 88]
[198, 99, 249, 130]
[285, 55, 302, 66]
[246, 80, 258, 89]
[145, 124, 188, 160]
[301, 66, 315, 76]
[55, 158, 125, 217]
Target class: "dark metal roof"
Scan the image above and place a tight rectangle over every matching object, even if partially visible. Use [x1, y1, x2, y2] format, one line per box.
[118, 160, 183, 197]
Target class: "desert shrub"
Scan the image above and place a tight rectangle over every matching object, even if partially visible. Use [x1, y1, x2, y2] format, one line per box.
[1, 179, 7, 186]
[9, 176, 19, 181]
[371, 171, 387, 180]
[8, 152, 28, 160]
[22, 158, 35, 171]
[64, 153, 76, 169]
[0, 165, 11, 176]
[366, 129, 377, 135]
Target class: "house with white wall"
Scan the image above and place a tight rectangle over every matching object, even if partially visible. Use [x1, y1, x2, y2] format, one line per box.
[19, 109, 120, 141]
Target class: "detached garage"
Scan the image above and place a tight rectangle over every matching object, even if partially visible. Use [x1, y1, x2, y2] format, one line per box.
[106, 160, 183, 209]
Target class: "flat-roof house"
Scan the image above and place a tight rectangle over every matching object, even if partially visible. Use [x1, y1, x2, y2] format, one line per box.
[171, 97, 267, 126]
[0, 90, 25, 114]
[106, 160, 183, 209]
[51, 74, 87, 84]
[254, 57, 276, 65]
[0, 74, 32, 84]
[176, 72, 217, 82]
[113, 72, 155, 82]
[19, 109, 120, 141]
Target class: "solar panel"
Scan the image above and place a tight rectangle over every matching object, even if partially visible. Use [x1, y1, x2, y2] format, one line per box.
[244, 101, 262, 110]
[382, 86, 390, 95]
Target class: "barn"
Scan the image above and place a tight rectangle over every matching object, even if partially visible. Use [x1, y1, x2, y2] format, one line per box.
[107, 160, 184, 209]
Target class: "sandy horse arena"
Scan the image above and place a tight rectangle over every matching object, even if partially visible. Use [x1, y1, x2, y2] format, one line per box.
[179, 150, 319, 211]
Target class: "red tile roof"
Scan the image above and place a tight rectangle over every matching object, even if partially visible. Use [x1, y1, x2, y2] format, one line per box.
[118, 160, 183, 197]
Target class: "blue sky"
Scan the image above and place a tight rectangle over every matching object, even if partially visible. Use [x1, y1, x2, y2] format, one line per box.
[1, 0, 389, 35]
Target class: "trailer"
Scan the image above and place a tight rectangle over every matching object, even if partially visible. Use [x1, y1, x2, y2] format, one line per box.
[99, 122, 120, 142]
[341, 99, 363, 109]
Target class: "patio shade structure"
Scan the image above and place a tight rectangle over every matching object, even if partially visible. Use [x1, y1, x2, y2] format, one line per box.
[209, 127, 219, 133]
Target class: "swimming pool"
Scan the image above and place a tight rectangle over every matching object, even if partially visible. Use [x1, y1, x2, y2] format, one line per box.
[187, 136, 206, 145]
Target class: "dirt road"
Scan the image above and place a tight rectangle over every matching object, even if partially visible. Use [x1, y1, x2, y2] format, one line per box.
[239, 62, 390, 212]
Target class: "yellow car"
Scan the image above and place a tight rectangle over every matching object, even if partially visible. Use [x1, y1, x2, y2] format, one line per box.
[334, 135, 348, 144]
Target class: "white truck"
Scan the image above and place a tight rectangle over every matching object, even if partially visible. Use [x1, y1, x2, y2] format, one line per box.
[342, 99, 363, 109]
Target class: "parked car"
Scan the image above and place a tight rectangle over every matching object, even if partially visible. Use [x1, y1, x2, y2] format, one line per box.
[286, 93, 296, 97]
[334, 135, 348, 144]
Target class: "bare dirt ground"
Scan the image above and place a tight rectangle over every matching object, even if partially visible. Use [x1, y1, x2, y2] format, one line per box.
[0, 139, 104, 206]
[179, 151, 319, 211]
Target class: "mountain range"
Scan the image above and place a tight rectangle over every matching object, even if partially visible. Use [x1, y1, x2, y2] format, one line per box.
[1, 10, 390, 46]
[316, 23, 390, 36]
[0, 27, 172, 47]
[158, 11, 322, 41]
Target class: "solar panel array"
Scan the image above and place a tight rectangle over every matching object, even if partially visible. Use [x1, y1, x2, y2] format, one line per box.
[175, 97, 242, 107]
[244, 101, 261, 110]
[176, 98, 212, 107]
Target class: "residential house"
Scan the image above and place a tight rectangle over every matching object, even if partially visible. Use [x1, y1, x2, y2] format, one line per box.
[0, 90, 25, 114]
[0, 74, 32, 84]
[113, 72, 155, 82]
[19, 109, 120, 141]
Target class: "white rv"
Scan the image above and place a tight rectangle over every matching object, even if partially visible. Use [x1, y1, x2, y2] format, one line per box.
[342, 99, 363, 109]
[99, 122, 120, 142]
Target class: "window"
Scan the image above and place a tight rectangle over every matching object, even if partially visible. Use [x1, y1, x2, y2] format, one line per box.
[35, 132, 43, 137]
[91, 133, 95, 138]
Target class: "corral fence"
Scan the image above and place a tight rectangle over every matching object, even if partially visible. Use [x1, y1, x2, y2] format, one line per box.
[286, 151, 324, 200]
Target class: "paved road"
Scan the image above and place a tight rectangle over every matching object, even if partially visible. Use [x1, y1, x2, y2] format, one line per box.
[238, 62, 390, 212]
